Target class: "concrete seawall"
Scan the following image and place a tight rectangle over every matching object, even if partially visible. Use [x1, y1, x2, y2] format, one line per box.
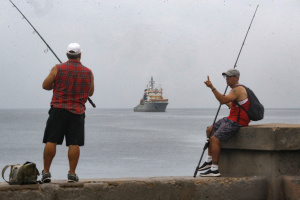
[220, 123, 300, 200]
[1, 123, 300, 200]
[0, 176, 268, 200]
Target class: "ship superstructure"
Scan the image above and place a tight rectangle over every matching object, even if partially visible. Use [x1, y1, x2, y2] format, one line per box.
[134, 77, 168, 112]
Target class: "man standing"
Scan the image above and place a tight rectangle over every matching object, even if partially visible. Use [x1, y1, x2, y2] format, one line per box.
[199, 68, 249, 177]
[41, 43, 94, 183]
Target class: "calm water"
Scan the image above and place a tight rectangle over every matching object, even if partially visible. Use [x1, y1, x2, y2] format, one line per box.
[0, 108, 299, 182]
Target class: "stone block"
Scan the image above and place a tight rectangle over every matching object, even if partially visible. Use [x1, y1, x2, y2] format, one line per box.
[221, 123, 300, 150]
[283, 176, 300, 200]
[219, 123, 300, 200]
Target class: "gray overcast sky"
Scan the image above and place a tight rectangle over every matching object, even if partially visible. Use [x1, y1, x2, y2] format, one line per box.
[1, 0, 300, 109]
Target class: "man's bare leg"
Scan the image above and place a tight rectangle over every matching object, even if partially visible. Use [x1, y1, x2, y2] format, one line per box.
[43, 142, 57, 173]
[200, 134, 221, 176]
[68, 145, 80, 174]
[210, 135, 221, 165]
[206, 126, 215, 156]
[198, 126, 215, 171]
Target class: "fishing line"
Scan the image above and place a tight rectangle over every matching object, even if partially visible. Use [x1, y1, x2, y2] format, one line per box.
[193, 5, 259, 177]
[9, 0, 96, 108]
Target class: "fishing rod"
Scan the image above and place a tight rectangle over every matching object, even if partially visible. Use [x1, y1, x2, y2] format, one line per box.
[193, 5, 259, 178]
[9, 0, 96, 108]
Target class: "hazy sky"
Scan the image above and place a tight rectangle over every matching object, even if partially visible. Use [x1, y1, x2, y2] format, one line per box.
[1, 0, 300, 109]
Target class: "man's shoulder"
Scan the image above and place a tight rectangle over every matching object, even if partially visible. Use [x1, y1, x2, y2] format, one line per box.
[235, 85, 247, 91]
[84, 66, 92, 71]
[231, 85, 244, 93]
[82, 65, 92, 73]
[235, 85, 248, 99]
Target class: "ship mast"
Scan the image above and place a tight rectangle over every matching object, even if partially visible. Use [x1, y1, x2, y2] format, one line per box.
[149, 76, 155, 89]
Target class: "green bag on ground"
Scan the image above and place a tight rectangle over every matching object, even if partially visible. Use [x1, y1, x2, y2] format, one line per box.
[2, 161, 40, 185]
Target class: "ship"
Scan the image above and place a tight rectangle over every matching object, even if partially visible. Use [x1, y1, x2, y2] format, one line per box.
[134, 77, 168, 112]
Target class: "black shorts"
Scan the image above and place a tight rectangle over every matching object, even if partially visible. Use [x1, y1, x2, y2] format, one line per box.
[43, 107, 85, 146]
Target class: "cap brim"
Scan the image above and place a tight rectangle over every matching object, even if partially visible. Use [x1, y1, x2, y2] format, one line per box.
[67, 51, 81, 55]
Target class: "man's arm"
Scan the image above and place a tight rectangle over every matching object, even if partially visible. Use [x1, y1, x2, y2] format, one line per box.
[42, 66, 57, 90]
[89, 72, 94, 96]
[204, 76, 239, 104]
[211, 88, 239, 104]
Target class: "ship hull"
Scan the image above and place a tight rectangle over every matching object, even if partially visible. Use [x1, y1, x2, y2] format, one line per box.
[134, 102, 168, 112]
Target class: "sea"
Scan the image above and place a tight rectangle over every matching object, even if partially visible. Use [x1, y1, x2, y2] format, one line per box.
[0, 108, 299, 182]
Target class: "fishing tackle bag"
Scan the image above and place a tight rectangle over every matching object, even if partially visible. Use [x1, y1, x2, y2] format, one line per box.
[2, 161, 40, 185]
[235, 85, 264, 121]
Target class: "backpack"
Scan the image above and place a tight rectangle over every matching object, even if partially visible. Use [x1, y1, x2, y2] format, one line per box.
[234, 85, 264, 121]
[2, 161, 40, 185]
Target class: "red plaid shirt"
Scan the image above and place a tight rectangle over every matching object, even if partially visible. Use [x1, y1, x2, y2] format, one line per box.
[51, 60, 92, 114]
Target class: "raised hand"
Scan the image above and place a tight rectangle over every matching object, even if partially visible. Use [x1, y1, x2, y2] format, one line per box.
[204, 76, 213, 88]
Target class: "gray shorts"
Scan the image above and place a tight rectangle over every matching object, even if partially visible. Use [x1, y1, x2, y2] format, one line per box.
[212, 117, 242, 142]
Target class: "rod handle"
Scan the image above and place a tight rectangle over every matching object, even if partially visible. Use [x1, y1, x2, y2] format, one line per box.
[88, 97, 96, 108]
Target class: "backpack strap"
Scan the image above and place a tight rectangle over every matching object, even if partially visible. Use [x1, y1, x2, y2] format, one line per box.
[234, 100, 248, 113]
[238, 104, 241, 122]
[234, 100, 249, 119]
[2, 165, 12, 183]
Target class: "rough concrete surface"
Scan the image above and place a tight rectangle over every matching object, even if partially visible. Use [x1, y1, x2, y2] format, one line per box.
[219, 123, 300, 200]
[221, 123, 300, 150]
[0, 176, 267, 200]
[283, 176, 300, 200]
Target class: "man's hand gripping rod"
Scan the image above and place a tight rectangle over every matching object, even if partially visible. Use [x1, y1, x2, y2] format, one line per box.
[9, 0, 96, 108]
[193, 5, 259, 178]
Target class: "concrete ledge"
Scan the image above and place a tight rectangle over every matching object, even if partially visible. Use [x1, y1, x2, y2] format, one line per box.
[0, 176, 267, 200]
[283, 176, 300, 200]
[221, 123, 300, 150]
[220, 123, 300, 200]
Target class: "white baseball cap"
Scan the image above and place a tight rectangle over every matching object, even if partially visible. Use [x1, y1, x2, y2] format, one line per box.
[67, 43, 82, 55]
